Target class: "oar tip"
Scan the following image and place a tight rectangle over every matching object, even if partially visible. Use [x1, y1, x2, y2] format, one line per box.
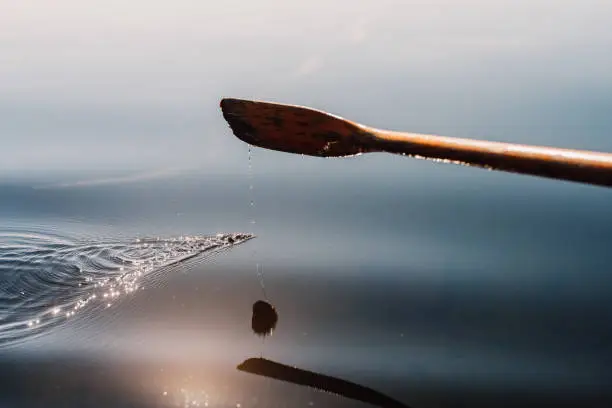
[220, 98, 260, 146]
[219, 97, 247, 112]
[236, 357, 264, 372]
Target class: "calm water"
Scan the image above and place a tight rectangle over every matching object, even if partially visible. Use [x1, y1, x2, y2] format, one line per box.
[3, 1, 612, 406]
[1, 166, 611, 407]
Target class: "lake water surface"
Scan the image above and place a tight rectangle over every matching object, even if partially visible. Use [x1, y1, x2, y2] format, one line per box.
[1, 165, 611, 407]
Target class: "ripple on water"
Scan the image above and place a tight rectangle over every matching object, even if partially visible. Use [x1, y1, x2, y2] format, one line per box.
[0, 229, 254, 347]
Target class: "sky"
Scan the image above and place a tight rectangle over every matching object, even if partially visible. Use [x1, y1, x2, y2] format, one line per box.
[1, 0, 611, 179]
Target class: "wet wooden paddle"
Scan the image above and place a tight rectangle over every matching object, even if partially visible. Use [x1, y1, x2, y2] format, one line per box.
[220, 98, 612, 188]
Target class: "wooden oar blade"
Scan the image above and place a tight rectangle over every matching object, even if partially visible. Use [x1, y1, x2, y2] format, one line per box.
[220, 98, 370, 157]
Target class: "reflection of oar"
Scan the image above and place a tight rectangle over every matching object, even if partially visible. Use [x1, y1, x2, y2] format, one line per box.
[237, 357, 411, 408]
[220, 98, 612, 188]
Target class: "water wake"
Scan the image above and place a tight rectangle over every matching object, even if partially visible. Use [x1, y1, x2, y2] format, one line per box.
[0, 229, 253, 346]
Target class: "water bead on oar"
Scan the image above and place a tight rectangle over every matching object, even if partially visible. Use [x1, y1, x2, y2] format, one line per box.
[251, 300, 278, 337]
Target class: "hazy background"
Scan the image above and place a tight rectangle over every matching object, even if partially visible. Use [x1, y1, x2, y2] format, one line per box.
[2, 0, 611, 181]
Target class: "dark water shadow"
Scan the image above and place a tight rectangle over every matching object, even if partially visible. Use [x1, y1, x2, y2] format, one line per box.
[237, 357, 412, 408]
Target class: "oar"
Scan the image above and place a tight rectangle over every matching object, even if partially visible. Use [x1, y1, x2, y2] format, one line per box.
[220, 98, 612, 188]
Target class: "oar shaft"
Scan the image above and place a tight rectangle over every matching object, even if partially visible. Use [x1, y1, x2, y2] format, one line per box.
[368, 128, 612, 187]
